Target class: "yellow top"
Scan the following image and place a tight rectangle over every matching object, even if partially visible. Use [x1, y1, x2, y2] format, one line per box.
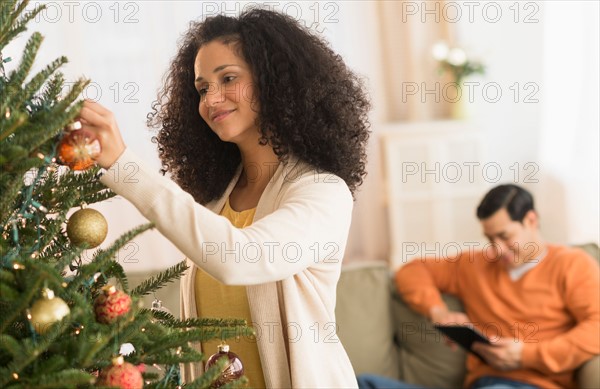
[195, 197, 265, 388]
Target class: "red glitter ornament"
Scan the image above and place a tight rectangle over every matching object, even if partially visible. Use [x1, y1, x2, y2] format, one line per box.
[94, 286, 131, 324]
[58, 121, 101, 171]
[97, 356, 143, 389]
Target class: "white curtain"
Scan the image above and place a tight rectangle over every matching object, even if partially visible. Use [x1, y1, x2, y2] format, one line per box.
[537, 1, 600, 245]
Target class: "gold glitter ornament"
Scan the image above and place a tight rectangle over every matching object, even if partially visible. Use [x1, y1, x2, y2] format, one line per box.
[29, 288, 70, 335]
[66, 208, 108, 248]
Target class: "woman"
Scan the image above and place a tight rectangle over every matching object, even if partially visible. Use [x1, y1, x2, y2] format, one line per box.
[81, 9, 370, 388]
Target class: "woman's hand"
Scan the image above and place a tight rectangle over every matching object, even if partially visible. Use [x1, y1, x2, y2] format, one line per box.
[78, 100, 126, 169]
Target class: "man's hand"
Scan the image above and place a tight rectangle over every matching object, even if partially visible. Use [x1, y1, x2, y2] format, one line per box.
[429, 306, 471, 350]
[472, 337, 523, 371]
[429, 306, 471, 325]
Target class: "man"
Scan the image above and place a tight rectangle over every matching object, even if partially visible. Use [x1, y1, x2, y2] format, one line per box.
[358, 184, 599, 389]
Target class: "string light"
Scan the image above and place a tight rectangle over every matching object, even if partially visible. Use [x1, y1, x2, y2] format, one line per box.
[4, 145, 59, 262]
[31, 201, 48, 213]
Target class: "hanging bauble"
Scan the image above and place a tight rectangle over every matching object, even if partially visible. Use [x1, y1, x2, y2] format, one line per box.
[96, 356, 143, 389]
[150, 298, 172, 315]
[58, 121, 101, 171]
[119, 343, 135, 356]
[205, 343, 244, 388]
[29, 288, 70, 335]
[94, 286, 131, 324]
[66, 208, 108, 248]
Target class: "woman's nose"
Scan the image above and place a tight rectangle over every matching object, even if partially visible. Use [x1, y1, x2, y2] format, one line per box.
[204, 83, 225, 106]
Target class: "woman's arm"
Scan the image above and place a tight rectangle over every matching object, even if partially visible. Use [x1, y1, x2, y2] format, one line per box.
[100, 148, 353, 285]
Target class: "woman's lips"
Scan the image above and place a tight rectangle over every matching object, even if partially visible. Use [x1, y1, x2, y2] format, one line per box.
[212, 110, 235, 123]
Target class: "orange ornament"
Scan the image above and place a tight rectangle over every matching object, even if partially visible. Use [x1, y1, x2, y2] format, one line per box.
[58, 122, 100, 170]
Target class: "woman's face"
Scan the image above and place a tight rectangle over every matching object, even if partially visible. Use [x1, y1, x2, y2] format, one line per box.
[194, 40, 259, 144]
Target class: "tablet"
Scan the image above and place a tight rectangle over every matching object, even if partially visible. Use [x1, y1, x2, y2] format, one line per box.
[434, 324, 491, 359]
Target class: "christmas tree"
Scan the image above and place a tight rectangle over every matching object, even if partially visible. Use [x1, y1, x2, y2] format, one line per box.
[0, 1, 251, 387]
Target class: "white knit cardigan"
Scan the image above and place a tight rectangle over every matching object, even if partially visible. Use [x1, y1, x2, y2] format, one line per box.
[100, 148, 359, 388]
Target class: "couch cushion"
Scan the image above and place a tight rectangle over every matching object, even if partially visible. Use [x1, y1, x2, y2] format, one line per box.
[391, 290, 467, 388]
[336, 262, 401, 379]
[577, 355, 600, 389]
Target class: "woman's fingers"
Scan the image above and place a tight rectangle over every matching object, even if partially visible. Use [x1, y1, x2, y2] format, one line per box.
[74, 100, 127, 169]
[79, 105, 105, 127]
[83, 99, 112, 117]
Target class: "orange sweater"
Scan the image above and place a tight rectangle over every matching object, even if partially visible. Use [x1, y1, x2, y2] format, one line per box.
[395, 244, 599, 389]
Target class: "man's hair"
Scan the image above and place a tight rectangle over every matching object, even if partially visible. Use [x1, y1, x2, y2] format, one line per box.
[476, 184, 535, 222]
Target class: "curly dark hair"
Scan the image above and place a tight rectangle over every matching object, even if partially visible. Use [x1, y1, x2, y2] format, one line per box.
[148, 9, 371, 204]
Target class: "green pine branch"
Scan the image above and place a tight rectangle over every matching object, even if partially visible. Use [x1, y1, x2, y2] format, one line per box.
[6, 32, 42, 90]
[0, 1, 44, 52]
[143, 326, 255, 355]
[184, 356, 229, 389]
[149, 310, 247, 329]
[0, 308, 83, 387]
[18, 369, 93, 389]
[219, 377, 249, 389]
[131, 260, 188, 297]
[40, 73, 65, 104]
[0, 110, 26, 142]
[0, 335, 20, 360]
[15, 56, 67, 109]
[1, 2, 253, 387]
[136, 349, 205, 366]
[183, 358, 249, 389]
[102, 261, 129, 293]
[0, 281, 19, 300]
[66, 223, 153, 293]
[0, 274, 43, 334]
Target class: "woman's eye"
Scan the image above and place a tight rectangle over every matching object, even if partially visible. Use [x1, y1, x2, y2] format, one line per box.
[198, 88, 207, 97]
[224, 75, 236, 83]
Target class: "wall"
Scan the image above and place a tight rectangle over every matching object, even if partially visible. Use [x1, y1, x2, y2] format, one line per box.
[4, 1, 598, 272]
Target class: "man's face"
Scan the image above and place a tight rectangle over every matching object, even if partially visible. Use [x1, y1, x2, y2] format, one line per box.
[480, 208, 540, 269]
